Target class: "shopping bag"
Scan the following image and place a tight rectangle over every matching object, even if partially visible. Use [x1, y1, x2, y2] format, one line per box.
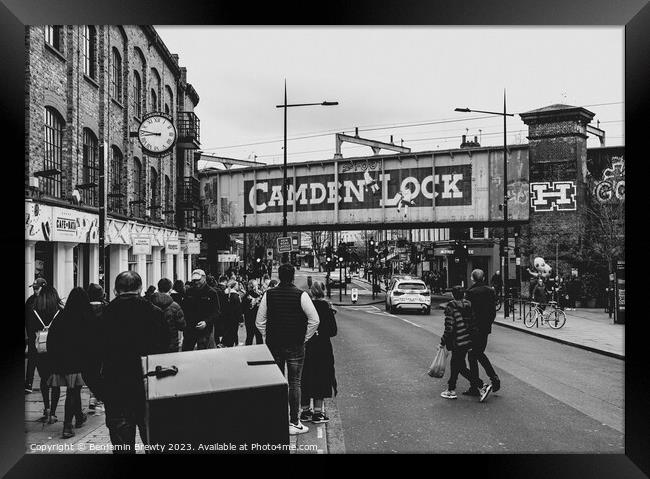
[427, 344, 449, 378]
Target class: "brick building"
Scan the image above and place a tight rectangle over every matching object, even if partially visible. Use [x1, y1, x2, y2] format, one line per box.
[25, 25, 202, 301]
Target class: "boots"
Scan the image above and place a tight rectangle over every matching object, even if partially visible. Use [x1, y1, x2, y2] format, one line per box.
[62, 422, 75, 439]
[75, 412, 88, 428]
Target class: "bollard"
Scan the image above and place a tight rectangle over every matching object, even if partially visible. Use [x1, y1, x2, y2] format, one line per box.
[307, 276, 312, 288]
[351, 288, 358, 304]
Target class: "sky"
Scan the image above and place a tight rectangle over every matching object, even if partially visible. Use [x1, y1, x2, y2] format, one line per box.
[154, 27, 624, 169]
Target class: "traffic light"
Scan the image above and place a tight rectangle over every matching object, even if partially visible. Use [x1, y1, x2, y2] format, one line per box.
[254, 245, 265, 263]
[290, 251, 298, 265]
[514, 246, 521, 256]
[499, 239, 506, 257]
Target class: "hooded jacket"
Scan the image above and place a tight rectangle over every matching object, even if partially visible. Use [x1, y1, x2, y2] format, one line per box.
[150, 292, 186, 352]
[465, 281, 496, 335]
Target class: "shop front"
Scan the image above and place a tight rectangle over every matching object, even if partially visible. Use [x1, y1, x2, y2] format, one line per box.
[434, 243, 499, 289]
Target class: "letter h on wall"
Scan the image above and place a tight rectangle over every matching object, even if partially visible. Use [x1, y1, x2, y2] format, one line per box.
[529, 181, 577, 212]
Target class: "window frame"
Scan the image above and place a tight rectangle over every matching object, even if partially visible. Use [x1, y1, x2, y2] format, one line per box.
[81, 25, 97, 79]
[45, 25, 62, 51]
[81, 128, 98, 206]
[111, 48, 123, 102]
[150, 167, 159, 220]
[109, 145, 124, 214]
[132, 157, 144, 218]
[133, 71, 142, 118]
[43, 107, 64, 198]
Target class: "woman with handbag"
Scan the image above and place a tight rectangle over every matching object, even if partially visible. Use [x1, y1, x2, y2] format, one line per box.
[46, 287, 94, 438]
[26, 285, 63, 424]
[300, 282, 338, 424]
[439, 286, 491, 402]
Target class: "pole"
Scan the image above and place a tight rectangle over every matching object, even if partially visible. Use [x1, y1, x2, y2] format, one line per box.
[282, 80, 288, 263]
[503, 89, 510, 318]
[339, 257, 343, 303]
[243, 215, 247, 276]
[98, 141, 106, 298]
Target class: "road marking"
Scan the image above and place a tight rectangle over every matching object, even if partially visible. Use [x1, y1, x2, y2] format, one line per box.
[317, 426, 323, 438]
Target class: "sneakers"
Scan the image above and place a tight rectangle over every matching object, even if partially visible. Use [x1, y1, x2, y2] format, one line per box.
[491, 377, 501, 393]
[479, 384, 493, 403]
[311, 412, 330, 423]
[440, 390, 458, 399]
[289, 420, 309, 435]
[462, 388, 480, 397]
[25, 386, 33, 394]
[300, 409, 313, 422]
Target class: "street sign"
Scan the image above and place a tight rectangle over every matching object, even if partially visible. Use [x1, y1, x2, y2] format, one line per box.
[132, 235, 152, 255]
[277, 236, 292, 253]
[291, 235, 300, 248]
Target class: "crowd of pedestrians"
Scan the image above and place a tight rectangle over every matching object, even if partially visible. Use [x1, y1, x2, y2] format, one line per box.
[25, 263, 338, 449]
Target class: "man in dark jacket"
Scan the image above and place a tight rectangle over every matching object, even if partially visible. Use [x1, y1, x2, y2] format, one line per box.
[151, 278, 186, 353]
[83, 271, 169, 453]
[465, 269, 501, 396]
[87, 283, 107, 413]
[256, 263, 319, 436]
[181, 269, 220, 351]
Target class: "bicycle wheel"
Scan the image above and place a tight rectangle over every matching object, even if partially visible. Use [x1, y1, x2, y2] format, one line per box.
[547, 309, 566, 329]
[523, 309, 537, 328]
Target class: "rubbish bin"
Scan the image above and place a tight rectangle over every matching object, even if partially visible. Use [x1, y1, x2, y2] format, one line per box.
[142, 345, 289, 453]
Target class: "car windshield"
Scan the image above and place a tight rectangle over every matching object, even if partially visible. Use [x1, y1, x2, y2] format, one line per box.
[398, 282, 426, 290]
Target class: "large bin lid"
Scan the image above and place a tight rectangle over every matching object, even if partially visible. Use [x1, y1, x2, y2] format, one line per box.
[142, 345, 287, 400]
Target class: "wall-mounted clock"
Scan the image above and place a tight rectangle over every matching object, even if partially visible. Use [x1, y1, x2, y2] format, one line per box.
[137, 112, 177, 157]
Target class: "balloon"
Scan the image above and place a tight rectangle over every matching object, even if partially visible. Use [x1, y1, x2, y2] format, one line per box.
[533, 257, 546, 271]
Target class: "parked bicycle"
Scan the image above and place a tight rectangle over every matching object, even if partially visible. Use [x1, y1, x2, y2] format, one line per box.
[524, 301, 566, 329]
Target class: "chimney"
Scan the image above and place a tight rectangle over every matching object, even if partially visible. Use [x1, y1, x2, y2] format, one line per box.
[474, 136, 478, 144]
[462, 134, 467, 146]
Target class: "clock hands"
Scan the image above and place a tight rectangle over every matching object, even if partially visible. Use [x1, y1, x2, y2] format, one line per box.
[140, 131, 162, 136]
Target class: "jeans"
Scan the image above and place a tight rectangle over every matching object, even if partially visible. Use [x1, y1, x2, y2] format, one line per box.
[105, 403, 147, 454]
[181, 330, 216, 351]
[268, 343, 305, 424]
[448, 347, 482, 391]
[25, 353, 36, 388]
[468, 332, 498, 385]
[244, 313, 263, 345]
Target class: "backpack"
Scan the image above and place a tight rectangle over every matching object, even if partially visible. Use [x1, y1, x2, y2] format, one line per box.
[33, 309, 59, 354]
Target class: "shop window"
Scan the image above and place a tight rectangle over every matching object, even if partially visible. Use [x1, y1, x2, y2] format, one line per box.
[43, 107, 64, 198]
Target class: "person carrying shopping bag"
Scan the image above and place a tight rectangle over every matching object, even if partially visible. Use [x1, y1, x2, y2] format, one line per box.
[439, 286, 491, 402]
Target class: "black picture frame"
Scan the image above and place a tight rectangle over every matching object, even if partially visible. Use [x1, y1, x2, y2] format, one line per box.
[3, 0, 644, 477]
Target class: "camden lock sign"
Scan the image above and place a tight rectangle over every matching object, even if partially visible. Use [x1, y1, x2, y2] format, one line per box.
[200, 149, 530, 229]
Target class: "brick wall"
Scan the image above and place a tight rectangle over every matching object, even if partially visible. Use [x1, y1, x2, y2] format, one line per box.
[26, 25, 196, 229]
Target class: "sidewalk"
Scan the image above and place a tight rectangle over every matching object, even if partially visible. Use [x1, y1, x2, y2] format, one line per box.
[25, 342, 333, 454]
[494, 307, 624, 359]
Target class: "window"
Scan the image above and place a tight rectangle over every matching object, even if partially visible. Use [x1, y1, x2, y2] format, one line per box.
[133, 71, 142, 118]
[132, 158, 144, 217]
[109, 146, 123, 213]
[81, 128, 98, 206]
[164, 175, 172, 225]
[111, 48, 122, 102]
[43, 107, 64, 198]
[151, 89, 158, 112]
[45, 26, 62, 51]
[164, 103, 170, 115]
[81, 26, 97, 79]
[150, 167, 159, 220]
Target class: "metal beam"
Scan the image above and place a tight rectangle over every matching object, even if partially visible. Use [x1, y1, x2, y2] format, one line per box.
[194, 151, 265, 169]
[334, 133, 410, 158]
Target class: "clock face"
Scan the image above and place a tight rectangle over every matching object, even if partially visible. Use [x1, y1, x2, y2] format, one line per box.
[138, 113, 177, 156]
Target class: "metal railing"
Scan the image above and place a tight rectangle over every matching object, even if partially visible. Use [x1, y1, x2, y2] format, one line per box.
[176, 176, 199, 206]
[177, 111, 200, 145]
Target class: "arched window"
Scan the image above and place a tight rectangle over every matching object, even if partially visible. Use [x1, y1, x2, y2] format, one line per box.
[45, 26, 62, 51]
[150, 167, 159, 220]
[165, 85, 174, 117]
[133, 71, 142, 118]
[81, 128, 98, 206]
[82, 26, 97, 79]
[109, 146, 124, 213]
[151, 89, 158, 112]
[111, 48, 122, 102]
[164, 175, 172, 224]
[43, 107, 64, 198]
[164, 103, 170, 115]
[132, 157, 144, 217]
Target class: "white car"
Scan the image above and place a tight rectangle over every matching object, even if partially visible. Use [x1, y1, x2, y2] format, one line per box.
[385, 276, 431, 314]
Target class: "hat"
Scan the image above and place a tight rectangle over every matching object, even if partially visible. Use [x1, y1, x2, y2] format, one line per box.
[191, 269, 206, 280]
[29, 278, 47, 289]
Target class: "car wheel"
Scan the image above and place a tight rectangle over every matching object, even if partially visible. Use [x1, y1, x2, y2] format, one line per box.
[424, 307, 431, 315]
[390, 305, 396, 314]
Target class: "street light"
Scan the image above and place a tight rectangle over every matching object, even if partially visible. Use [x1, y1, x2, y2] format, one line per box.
[276, 80, 338, 262]
[455, 90, 515, 316]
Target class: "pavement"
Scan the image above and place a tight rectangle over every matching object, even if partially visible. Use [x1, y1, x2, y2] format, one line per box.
[24, 315, 333, 455]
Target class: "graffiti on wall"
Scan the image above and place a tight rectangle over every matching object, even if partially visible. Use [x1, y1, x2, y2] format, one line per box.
[593, 156, 624, 203]
[530, 181, 577, 212]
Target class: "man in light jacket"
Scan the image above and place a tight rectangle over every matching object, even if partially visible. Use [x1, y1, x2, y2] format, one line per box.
[256, 263, 319, 435]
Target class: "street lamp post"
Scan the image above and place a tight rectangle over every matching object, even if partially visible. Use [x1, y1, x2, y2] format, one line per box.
[276, 80, 338, 262]
[243, 214, 247, 276]
[455, 90, 515, 316]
